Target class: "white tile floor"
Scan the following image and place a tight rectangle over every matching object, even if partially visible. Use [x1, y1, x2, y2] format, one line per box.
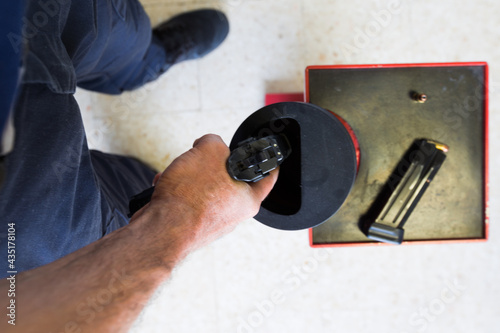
[75, 0, 500, 332]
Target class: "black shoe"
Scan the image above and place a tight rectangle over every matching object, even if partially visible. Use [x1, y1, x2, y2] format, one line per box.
[153, 9, 229, 65]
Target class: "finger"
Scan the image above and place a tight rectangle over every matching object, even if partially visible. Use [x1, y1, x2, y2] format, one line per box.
[192, 134, 230, 163]
[192, 134, 225, 148]
[152, 172, 162, 186]
[248, 167, 279, 202]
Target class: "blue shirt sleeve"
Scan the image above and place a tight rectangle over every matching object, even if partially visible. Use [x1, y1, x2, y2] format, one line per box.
[0, 1, 24, 138]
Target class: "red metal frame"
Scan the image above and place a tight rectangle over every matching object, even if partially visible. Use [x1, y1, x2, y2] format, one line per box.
[305, 62, 489, 247]
[265, 92, 304, 105]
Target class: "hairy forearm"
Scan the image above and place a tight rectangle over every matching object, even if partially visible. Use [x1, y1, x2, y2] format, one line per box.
[0, 203, 190, 333]
[0, 134, 277, 332]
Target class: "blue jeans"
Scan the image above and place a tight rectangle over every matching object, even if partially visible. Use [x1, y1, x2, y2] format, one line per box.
[0, 0, 168, 277]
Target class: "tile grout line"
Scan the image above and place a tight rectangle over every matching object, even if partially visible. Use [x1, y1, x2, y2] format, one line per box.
[197, 61, 203, 113]
[210, 246, 221, 333]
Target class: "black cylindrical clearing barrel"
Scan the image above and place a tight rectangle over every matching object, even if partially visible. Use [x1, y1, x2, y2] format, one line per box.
[230, 102, 358, 230]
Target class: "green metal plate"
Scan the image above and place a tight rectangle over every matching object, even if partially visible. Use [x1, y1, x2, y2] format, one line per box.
[308, 64, 487, 244]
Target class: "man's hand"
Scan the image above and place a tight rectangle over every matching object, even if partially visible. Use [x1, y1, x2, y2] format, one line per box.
[142, 134, 278, 254]
[0, 134, 278, 333]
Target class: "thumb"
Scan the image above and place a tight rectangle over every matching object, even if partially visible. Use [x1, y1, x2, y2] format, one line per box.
[248, 168, 279, 202]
